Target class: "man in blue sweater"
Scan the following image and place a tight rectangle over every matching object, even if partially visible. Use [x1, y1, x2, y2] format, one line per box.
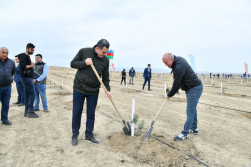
[162, 53, 203, 141]
[0, 47, 15, 125]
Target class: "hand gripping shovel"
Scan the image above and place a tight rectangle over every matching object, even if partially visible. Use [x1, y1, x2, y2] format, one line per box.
[144, 99, 168, 140]
[90, 64, 131, 135]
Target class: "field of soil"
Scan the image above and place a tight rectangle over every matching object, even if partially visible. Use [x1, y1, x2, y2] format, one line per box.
[0, 66, 250, 167]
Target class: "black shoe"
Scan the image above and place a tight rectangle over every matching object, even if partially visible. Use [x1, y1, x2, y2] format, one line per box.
[24, 111, 28, 117]
[72, 135, 78, 146]
[85, 136, 99, 144]
[13, 101, 21, 104]
[18, 103, 25, 107]
[27, 112, 39, 118]
[44, 109, 49, 112]
[34, 109, 40, 111]
[148, 89, 152, 91]
[2, 120, 12, 125]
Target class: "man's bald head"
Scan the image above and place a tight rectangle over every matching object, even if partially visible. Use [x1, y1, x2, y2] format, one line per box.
[162, 52, 174, 68]
[0, 47, 9, 61]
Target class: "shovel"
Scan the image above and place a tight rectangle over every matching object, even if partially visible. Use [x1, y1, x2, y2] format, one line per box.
[144, 99, 168, 140]
[90, 64, 131, 135]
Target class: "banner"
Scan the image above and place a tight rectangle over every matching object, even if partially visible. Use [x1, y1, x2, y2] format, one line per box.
[188, 54, 196, 73]
[107, 50, 114, 59]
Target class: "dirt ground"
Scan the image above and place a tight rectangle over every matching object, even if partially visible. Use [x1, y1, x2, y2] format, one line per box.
[0, 66, 251, 167]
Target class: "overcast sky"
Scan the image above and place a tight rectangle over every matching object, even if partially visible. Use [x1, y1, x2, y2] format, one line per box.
[1, 0, 250, 73]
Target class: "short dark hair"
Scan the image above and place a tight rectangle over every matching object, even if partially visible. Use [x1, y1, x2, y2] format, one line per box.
[26, 43, 35, 49]
[35, 54, 42, 58]
[15, 53, 21, 58]
[148, 64, 151, 66]
[96, 39, 110, 49]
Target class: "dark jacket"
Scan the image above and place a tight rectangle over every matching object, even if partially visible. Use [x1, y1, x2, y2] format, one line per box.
[122, 71, 126, 78]
[14, 64, 21, 83]
[168, 56, 202, 97]
[0, 58, 15, 87]
[71, 46, 110, 95]
[143, 68, 151, 78]
[129, 69, 135, 77]
[19, 53, 34, 78]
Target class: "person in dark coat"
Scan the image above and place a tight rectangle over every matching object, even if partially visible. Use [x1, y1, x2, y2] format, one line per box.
[121, 69, 126, 85]
[13, 54, 25, 106]
[163, 52, 203, 141]
[142, 64, 152, 91]
[70, 39, 111, 146]
[19, 43, 39, 118]
[0, 47, 15, 125]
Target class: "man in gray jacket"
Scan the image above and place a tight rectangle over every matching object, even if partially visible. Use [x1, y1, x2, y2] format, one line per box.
[71, 39, 112, 146]
[0, 47, 15, 125]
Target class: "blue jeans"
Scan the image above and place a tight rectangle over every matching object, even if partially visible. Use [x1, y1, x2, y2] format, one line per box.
[34, 84, 48, 110]
[182, 84, 203, 136]
[143, 77, 151, 90]
[21, 77, 35, 112]
[0, 85, 11, 122]
[16, 81, 25, 104]
[72, 89, 98, 137]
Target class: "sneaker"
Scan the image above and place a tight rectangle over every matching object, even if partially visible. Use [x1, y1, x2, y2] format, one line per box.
[189, 128, 199, 135]
[85, 136, 99, 144]
[2, 120, 12, 125]
[44, 109, 49, 112]
[27, 112, 39, 118]
[174, 133, 187, 141]
[18, 103, 25, 107]
[34, 109, 40, 111]
[24, 111, 28, 117]
[13, 101, 21, 104]
[72, 135, 78, 146]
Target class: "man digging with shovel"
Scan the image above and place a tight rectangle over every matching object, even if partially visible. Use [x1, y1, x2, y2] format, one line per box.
[70, 39, 112, 146]
[162, 53, 203, 141]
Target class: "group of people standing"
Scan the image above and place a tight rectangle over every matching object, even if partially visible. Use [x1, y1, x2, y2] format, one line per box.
[1, 39, 203, 146]
[120, 67, 136, 85]
[120, 64, 152, 91]
[0, 43, 49, 125]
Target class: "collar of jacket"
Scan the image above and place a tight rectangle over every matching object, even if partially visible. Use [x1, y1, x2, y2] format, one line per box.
[93, 45, 102, 60]
[171, 55, 177, 68]
[0, 58, 8, 63]
[35, 61, 45, 65]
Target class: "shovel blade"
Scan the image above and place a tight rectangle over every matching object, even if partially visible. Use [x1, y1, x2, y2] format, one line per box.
[122, 121, 131, 136]
[144, 126, 153, 140]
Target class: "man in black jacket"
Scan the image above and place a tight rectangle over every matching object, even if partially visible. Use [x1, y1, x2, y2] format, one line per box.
[162, 53, 203, 141]
[0, 47, 15, 125]
[70, 39, 111, 146]
[19, 43, 39, 118]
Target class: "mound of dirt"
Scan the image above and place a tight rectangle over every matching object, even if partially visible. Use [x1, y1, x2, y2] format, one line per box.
[107, 132, 199, 166]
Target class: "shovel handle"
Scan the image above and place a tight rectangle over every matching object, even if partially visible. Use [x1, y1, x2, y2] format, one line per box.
[90, 64, 125, 122]
[153, 99, 168, 121]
